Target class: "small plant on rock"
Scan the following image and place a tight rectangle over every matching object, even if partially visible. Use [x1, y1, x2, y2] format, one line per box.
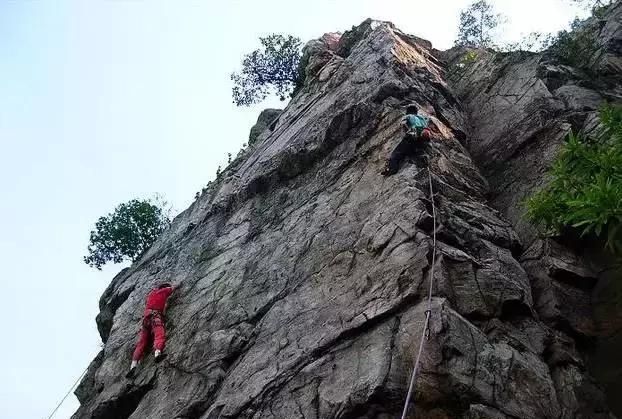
[450, 50, 481, 77]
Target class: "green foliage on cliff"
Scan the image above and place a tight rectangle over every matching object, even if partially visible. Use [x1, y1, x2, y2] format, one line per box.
[84, 198, 171, 269]
[527, 105, 622, 255]
[231, 34, 302, 106]
[548, 17, 598, 68]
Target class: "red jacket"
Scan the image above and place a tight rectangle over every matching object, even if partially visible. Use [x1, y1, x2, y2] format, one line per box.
[144, 286, 173, 316]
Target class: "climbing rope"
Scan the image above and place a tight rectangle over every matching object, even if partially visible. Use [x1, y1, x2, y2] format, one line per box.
[400, 167, 437, 419]
[45, 364, 89, 419]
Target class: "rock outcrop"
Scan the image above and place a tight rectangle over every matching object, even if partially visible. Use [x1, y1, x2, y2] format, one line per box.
[445, 2, 622, 412]
[248, 109, 283, 146]
[74, 4, 622, 419]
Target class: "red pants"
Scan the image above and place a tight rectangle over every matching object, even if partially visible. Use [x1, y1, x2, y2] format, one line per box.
[132, 311, 166, 361]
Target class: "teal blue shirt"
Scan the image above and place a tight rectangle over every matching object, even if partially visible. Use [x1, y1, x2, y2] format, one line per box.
[405, 114, 429, 134]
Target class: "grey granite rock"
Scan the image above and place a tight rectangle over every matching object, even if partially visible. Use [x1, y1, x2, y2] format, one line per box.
[73, 6, 622, 418]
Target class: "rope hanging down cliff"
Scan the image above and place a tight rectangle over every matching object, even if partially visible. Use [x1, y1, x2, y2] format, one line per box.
[45, 364, 89, 419]
[400, 167, 437, 419]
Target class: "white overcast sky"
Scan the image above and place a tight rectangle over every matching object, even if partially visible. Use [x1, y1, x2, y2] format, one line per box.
[0, 1, 587, 418]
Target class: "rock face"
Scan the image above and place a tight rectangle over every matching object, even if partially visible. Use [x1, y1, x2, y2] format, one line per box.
[248, 109, 283, 146]
[74, 6, 622, 419]
[444, 0, 622, 244]
[445, 2, 622, 412]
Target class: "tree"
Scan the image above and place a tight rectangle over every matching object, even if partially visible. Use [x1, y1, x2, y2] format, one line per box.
[455, 0, 502, 48]
[231, 34, 302, 106]
[84, 198, 171, 269]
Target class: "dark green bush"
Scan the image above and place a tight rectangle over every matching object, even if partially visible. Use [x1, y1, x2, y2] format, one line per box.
[527, 105, 622, 254]
[548, 18, 599, 68]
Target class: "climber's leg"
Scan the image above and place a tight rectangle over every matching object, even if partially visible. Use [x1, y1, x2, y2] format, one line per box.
[132, 316, 152, 362]
[383, 136, 413, 176]
[152, 313, 167, 361]
[127, 317, 152, 378]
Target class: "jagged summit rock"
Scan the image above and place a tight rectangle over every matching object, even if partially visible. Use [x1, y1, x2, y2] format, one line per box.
[74, 6, 622, 419]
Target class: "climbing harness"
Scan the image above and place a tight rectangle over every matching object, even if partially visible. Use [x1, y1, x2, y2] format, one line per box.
[145, 309, 164, 326]
[400, 167, 437, 419]
[45, 364, 89, 419]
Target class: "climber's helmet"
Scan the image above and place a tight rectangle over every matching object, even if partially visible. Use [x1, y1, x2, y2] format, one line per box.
[406, 104, 419, 115]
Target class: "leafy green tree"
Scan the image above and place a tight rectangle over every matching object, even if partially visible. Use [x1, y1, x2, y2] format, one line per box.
[527, 104, 622, 255]
[84, 198, 171, 269]
[455, 0, 502, 48]
[231, 34, 303, 106]
[547, 17, 598, 67]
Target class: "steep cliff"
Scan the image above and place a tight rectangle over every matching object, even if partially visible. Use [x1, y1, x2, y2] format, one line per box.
[74, 4, 622, 419]
[444, 2, 622, 412]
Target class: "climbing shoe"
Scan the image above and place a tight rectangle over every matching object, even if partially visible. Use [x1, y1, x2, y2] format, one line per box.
[154, 350, 167, 363]
[125, 360, 139, 379]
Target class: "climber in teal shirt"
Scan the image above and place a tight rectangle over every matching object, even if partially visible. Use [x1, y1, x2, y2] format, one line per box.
[382, 104, 432, 176]
[404, 108, 430, 137]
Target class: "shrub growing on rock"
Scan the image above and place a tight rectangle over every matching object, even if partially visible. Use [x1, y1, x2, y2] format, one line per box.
[527, 104, 622, 255]
[548, 18, 598, 68]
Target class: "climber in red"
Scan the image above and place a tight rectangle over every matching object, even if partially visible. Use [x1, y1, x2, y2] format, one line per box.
[126, 283, 174, 378]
